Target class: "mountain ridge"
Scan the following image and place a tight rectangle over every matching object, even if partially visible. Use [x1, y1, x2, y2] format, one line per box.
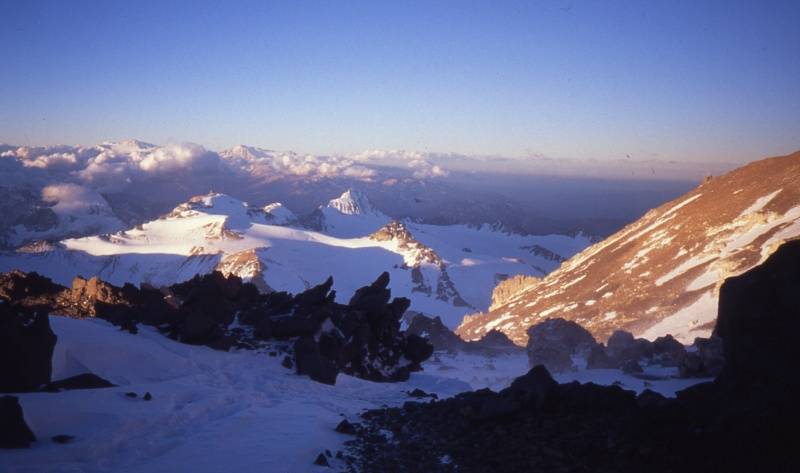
[457, 150, 800, 344]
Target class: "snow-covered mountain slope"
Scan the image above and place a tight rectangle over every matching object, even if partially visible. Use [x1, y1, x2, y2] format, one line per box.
[313, 189, 392, 238]
[1, 184, 125, 249]
[0, 316, 707, 473]
[0, 190, 590, 328]
[457, 150, 800, 345]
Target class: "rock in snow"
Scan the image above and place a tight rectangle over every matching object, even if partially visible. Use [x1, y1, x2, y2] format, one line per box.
[0, 396, 36, 449]
[0, 302, 57, 393]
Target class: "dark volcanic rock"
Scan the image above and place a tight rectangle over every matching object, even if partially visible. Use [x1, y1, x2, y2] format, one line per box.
[585, 344, 614, 369]
[51, 434, 74, 444]
[179, 311, 220, 345]
[716, 239, 800, 389]
[470, 330, 520, 352]
[335, 419, 358, 435]
[0, 271, 65, 308]
[41, 373, 116, 392]
[314, 453, 330, 467]
[403, 334, 434, 363]
[294, 336, 339, 386]
[0, 303, 57, 392]
[526, 318, 599, 372]
[405, 312, 466, 352]
[0, 270, 432, 386]
[606, 330, 654, 364]
[348, 272, 391, 311]
[0, 396, 36, 448]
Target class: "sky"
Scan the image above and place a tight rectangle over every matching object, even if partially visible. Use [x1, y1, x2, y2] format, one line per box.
[1, 0, 798, 164]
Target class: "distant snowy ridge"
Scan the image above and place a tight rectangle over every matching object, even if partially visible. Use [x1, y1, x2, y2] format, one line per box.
[0, 189, 590, 328]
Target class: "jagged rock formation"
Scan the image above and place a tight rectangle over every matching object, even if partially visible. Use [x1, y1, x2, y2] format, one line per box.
[370, 221, 442, 266]
[0, 270, 433, 385]
[490, 274, 540, 310]
[458, 150, 800, 345]
[370, 220, 472, 308]
[343, 240, 800, 473]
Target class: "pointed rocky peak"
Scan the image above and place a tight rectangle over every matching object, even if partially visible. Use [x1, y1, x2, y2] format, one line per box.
[371, 220, 443, 268]
[369, 220, 414, 243]
[325, 189, 377, 216]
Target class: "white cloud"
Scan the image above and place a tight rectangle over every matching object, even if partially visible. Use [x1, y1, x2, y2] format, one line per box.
[220, 146, 377, 181]
[41, 183, 111, 215]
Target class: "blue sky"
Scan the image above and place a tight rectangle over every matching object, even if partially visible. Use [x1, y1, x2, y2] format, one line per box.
[1, 0, 798, 163]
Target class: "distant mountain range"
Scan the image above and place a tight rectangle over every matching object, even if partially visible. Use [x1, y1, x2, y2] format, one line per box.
[457, 150, 800, 344]
[0, 140, 712, 247]
[0, 189, 589, 328]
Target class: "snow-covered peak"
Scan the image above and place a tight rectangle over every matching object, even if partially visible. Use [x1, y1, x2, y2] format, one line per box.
[326, 189, 377, 216]
[166, 192, 252, 229]
[263, 202, 296, 225]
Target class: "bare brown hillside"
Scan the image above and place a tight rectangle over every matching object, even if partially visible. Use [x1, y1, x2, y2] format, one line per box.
[457, 150, 800, 345]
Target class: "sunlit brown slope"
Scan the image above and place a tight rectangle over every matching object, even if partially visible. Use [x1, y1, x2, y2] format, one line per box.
[457, 150, 800, 345]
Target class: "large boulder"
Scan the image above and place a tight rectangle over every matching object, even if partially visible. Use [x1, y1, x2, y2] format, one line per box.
[405, 312, 466, 352]
[716, 239, 800, 389]
[0, 304, 57, 392]
[294, 336, 338, 385]
[0, 396, 35, 448]
[605, 330, 654, 364]
[526, 318, 599, 372]
[404, 334, 434, 363]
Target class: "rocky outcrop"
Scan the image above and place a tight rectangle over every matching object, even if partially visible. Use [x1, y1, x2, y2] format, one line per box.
[0, 270, 432, 385]
[370, 221, 472, 308]
[0, 303, 57, 392]
[344, 240, 800, 473]
[489, 274, 539, 310]
[0, 396, 36, 448]
[526, 318, 599, 372]
[715, 238, 800, 389]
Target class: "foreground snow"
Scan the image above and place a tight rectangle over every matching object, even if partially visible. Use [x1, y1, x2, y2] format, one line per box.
[1, 317, 708, 472]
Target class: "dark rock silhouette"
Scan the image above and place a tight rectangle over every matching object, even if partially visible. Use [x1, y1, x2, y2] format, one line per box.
[40, 373, 116, 392]
[526, 318, 598, 372]
[0, 303, 57, 392]
[0, 396, 35, 448]
[0, 270, 432, 385]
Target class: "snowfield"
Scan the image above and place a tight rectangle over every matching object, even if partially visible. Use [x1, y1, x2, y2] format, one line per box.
[1, 317, 708, 473]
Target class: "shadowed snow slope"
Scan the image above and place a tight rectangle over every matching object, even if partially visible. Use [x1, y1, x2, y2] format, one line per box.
[0, 191, 590, 329]
[458, 150, 800, 344]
